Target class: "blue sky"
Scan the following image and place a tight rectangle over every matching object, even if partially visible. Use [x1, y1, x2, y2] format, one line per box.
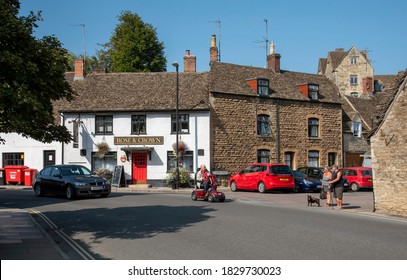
[20, 0, 407, 74]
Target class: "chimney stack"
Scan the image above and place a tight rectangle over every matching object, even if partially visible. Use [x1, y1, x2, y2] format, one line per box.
[74, 59, 85, 80]
[210, 34, 219, 63]
[184, 50, 196, 72]
[267, 42, 281, 73]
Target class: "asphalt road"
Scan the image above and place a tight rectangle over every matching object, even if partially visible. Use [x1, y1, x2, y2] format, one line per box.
[1, 189, 406, 260]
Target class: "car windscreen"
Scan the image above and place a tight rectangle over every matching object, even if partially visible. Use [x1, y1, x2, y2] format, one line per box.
[270, 165, 292, 175]
[293, 170, 306, 178]
[60, 166, 92, 176]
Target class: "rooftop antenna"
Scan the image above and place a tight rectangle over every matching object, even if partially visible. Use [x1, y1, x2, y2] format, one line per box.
[70, 24, 86, 63]
[209, 19, 221, 61]
[251, 19, 269, 63]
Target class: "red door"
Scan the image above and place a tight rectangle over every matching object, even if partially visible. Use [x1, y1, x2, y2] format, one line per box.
[132, 153, 147, 184]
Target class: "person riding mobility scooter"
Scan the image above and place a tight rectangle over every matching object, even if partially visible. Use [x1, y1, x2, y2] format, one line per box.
[191, 165, 225, 202]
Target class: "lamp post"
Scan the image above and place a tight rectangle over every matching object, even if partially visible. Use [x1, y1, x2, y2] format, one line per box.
[172, 62, 180, 189]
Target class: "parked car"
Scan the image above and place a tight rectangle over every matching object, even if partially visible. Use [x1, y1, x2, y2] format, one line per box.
[296, 166, 324, 179]
[32, 165, 111, 199]
[229, 163, 294, 193]
[292, 170, 322, 193]
[339, 167, 373, 192]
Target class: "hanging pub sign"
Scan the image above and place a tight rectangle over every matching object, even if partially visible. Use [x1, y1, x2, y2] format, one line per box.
[114, 136, 164, 145]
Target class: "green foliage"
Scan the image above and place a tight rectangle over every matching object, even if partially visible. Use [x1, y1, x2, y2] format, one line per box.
[0, 0, 74, 143]
[107, 11, 167, 72]
[165, 168, 192, 188]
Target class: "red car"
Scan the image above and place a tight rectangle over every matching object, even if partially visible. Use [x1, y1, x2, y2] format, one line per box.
[229, 163, 294, 193]
[339, 167, 373, 192]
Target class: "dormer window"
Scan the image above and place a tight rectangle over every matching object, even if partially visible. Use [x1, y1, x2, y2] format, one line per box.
[258, 79, 270, 96]
[352, 121, 362, 137]
[297, 84, 319, 100]
[308, 84, 319, 100]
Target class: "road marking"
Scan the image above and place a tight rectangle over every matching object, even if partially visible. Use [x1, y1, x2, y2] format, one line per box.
[30, 209, 95, 260]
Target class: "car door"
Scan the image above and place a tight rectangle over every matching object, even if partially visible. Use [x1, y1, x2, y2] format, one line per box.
[244, 165, 262, 190]
[236, 165, 252, 189]
[49, 167, 65, 195]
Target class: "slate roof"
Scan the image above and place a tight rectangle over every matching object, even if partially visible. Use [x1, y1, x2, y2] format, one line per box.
[344, 96, 377, 130]
[52, 71, 210, 124]
[209, 62, 342, 103]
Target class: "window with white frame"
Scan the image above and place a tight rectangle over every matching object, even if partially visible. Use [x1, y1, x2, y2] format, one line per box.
[350, 56, 358, 65]
[350, 92, 358, 97]
[284, 152, 295, 169]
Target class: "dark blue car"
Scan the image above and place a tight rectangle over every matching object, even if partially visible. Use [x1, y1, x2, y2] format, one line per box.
[292, 170, 322, 193]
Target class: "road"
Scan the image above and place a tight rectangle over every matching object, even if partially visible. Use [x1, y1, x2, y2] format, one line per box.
[1, 188, 406, 259]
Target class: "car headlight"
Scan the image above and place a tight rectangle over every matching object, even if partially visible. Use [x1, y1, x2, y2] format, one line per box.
[103, 181, 111, 187]
[304, 180, 313, 184]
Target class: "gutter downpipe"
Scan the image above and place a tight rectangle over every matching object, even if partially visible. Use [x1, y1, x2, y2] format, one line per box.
[60, 113, 65, 164]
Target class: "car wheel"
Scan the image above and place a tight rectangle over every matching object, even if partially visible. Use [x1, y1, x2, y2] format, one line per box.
[230, 181, 238, 192]
[293, 184, 300, 193]
[34, 184, 43, 197]
[208, 193, 215, 202]
[66, 185, 76, 200]
[191, 191, 198, 201]
[258, 182, 266, 193]
[350, 183, 359, 192]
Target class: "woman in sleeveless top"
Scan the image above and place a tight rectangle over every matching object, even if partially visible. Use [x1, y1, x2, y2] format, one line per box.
[322, 165, 332, 206]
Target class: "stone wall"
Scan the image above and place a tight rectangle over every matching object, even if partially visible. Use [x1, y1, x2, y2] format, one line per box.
[335, 48, 374, 97]
[371, 82, 407, 217]
[210, 93, 342, 173]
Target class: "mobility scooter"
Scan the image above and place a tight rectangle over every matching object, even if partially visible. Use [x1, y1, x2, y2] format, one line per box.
[191, 169, 225, 202]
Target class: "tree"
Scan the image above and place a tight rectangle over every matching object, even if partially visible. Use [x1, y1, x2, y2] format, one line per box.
[0, 0, 74, 144]
[107, 11, 167, 72]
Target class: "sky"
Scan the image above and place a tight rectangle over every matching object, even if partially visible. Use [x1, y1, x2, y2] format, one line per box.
[19, 0, 407, 75]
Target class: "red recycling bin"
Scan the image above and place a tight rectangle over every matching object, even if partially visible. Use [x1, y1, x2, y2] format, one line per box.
[4, 165, 28, 185]
[24, 168, 38, 186]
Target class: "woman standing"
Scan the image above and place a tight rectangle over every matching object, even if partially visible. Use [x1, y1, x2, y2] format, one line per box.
[330, 165, 344, 210]
[321, 165, 332, 206]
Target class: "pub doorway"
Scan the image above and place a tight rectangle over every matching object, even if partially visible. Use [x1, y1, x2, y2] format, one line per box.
[132, 153, 147, 184]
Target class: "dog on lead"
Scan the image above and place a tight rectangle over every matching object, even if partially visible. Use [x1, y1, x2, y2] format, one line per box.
[307, 195, 320, 207]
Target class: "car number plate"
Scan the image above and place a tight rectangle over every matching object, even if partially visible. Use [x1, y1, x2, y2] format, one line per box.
[280, 178, 288, 181]
[91, 186, 103, 190]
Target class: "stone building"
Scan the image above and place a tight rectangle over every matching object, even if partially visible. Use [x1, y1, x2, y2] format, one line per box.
[318, 46, 374, 98]
[368, 70, 407, 217]
[209, 41, 344, 173]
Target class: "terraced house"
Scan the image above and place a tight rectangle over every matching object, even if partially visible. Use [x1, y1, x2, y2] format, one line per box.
[1, 36, 344, 185]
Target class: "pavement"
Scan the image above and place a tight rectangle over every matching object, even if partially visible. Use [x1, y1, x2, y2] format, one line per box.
[0, 184, 402, 260]
[0, 183, 213, 260]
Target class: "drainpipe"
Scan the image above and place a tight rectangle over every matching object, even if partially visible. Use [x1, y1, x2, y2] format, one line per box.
[60, 113, 65, 164]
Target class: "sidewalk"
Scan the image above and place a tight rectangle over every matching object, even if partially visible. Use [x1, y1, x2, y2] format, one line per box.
[0, 208, 67, 260]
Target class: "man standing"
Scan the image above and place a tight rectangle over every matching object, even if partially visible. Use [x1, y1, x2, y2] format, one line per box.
[330, 165, 344, 210]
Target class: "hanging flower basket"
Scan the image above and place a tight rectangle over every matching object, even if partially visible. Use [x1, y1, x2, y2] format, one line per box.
[172, 141, 188, 160]
[96, 142, 110, 158]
